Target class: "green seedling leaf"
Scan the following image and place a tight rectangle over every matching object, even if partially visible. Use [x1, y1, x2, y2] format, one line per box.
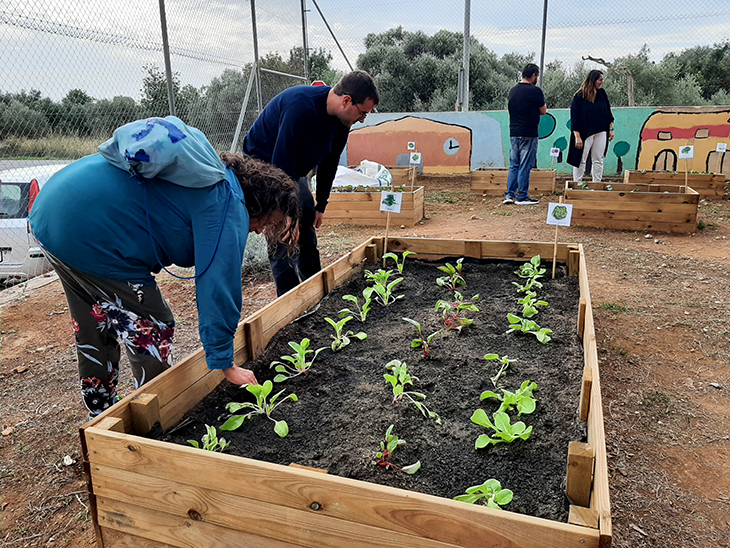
[220, 380, 297, 437]
[374, 424, 421, 474]
[455, 479, 513, 510]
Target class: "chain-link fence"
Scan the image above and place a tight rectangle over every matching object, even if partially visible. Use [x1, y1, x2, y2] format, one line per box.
[2, 0, 729, 281]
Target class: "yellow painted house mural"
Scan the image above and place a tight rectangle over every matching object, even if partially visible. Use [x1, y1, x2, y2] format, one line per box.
[636, 107, 730, 175]
[348, 116, 472, 174]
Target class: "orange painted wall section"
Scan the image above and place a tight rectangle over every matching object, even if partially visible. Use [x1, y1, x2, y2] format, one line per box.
[348, 116, 472, 173]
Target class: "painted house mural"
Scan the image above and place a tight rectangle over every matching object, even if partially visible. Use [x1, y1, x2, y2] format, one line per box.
[341, 106, 730, 177]
[636, 107, 730, 174]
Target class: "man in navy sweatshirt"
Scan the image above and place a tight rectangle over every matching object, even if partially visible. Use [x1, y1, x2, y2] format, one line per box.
[243, 71, 379, 296]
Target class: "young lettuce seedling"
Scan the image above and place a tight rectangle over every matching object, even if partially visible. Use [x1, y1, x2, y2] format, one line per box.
[436, 258, 466, 290]
[515, 255, 546, 280]
[506, 313, 552, 344]
[374, 424, 421, 474]
[220, 380, 298, 438]
[518, 291, 548, 318]
[339, 290, 373, 322]
[435, 291, 480, 332]
[512, 277, 543, 293]
[364, 268, 404, 306]
[480, 380, 538, 416]
[325, 316, 367, 352]
[384, 359, 441, 424]
[383, 251, 417, 274]
[402, 317, 441, 358]
[187, 425, 230, 453]
[454, 478, 514, 510]
[484, 353, 517, 388]
[471, 410, 533, 448]
[270, 338, 326, 382]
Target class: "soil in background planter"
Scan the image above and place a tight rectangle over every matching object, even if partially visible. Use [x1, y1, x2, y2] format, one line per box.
[158, 259, 586, 522]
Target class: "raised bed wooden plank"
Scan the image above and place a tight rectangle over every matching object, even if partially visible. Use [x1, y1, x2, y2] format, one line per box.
[101, 528, 176, 547]
[322, 187, 424, 227]
[623, 170, 726, 199]
[80, 238, 610, 548]
[92, 464, 467, 548]
[579, 247, 611, 547]
[565, 183, 699, 233]
[388, 238, 572, 263]
[85, 430, 600, 548]
[471, 169, 556, 195]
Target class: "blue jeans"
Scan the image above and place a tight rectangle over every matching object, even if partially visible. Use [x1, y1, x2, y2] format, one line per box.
[506, 137, 538, 201]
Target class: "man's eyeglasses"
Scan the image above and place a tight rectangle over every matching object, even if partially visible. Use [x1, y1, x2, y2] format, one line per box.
[354, 103, 368, 120]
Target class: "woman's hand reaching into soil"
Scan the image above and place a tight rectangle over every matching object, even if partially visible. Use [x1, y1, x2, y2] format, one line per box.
[222, 365, 259, 386]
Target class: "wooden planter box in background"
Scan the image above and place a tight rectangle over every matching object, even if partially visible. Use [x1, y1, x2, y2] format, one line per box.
[80, 237, 610, 548]
[623, 170, 726, 199]
[322, 186, 425, 227]
[565, 181, 699, 233]
[471, 168, 556, 196]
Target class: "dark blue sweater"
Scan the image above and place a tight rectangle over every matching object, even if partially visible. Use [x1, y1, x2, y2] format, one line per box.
[243, 85, 349, 212]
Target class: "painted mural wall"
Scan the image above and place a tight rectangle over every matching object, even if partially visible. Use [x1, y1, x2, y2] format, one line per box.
[343, 106, 730, 177]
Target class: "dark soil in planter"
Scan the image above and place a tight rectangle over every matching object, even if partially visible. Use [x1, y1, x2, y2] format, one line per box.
[157, 258, 586, 522]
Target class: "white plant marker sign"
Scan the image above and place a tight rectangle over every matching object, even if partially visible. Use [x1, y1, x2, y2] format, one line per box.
[407, 141, 416, 151]
[548, 198, 571, 279]
[716, 143, 727, 153]
[549, 147, 560, 169]
[380, 192, 403, 213]
[410, 152, 421, 165]
[679, 145, 694, 159]
[547, 202, 573, 227]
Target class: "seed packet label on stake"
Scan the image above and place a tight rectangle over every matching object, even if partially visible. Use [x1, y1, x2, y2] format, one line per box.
[409, 152, 421, 165]
[716, 143, 727, 153]
[380, 192, 403, 213]
[679, 145, 694, 159]
[407, 141, 416, 151]
[546, 203, 573, 227]
[549, 147, 560, 157]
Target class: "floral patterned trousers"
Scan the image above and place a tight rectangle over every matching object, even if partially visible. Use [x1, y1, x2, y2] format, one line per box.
[44, 251, 175, 419]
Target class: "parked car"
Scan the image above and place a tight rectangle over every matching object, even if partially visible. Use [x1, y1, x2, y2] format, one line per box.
[0, 163, 69, 283]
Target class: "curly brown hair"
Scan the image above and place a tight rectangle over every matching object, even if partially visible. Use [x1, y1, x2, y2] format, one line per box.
[219, 153, 301, 250]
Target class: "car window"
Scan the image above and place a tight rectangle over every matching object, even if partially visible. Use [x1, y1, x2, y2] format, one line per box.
[0, 183, 28, 219]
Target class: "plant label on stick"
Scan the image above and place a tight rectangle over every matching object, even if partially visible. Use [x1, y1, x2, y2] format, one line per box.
[549, 148, 560, 157]
[407, 141, 416, 151]
[380, 192, 403, 213]
[546, 203, 572, 227]
[716, 143, 727, 153]
[409, 152, 421, 165]
[678, 145, 694, 159]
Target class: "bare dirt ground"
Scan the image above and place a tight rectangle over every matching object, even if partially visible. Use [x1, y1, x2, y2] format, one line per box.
[2, 175, 729, 547]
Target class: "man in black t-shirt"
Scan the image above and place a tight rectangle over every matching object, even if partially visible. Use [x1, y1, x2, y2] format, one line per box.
[504, 64, 547, 205]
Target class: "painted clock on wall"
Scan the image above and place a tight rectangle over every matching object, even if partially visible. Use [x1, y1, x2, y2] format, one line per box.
[444, 137, 460, 155]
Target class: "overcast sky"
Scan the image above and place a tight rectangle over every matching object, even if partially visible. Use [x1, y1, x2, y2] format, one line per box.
[2, 0, 729, 101]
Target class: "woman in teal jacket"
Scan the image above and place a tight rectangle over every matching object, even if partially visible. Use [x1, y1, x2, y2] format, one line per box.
[30, 136, 300, 419]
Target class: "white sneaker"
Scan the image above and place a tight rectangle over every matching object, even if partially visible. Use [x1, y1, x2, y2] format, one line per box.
[503, 196, 515, 204]
[515, 197, 540, 205]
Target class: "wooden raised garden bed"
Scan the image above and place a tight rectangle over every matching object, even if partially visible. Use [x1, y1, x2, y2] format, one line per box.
[79, 237, 610, 548]
[322, 186, 425, 227]
[623, 170, 727, 200]
[564, 181, 700, 233]
[471, 168, 556, 196]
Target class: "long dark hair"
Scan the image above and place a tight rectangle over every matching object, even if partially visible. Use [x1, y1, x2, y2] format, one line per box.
[219, 153, 301, 251]
[576, 70, 603, 103]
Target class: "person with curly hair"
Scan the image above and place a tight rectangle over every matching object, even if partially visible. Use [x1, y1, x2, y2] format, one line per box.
[29, 124, 300, 419]
[568, 69, 615, 182]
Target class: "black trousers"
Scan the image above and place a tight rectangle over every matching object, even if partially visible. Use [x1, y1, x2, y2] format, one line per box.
[270, 176, 322, 296]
